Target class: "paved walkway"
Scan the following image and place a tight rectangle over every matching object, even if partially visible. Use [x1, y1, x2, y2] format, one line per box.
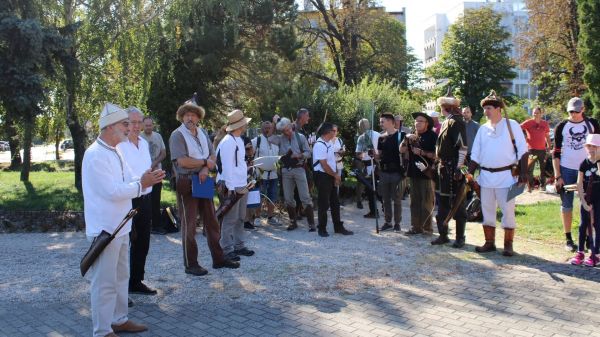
[1, 198, 600, 337]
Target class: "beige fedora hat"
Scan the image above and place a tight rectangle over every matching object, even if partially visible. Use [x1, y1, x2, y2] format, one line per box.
[226, 109, 251, 132]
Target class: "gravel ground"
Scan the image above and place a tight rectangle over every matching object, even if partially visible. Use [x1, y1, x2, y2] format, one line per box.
[0, 191, 574, 310]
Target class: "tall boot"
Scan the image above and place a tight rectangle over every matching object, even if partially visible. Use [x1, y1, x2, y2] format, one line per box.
[431, 217, 450, 245]
[475, 225, 497, 252]
[286, 206, 298, 231]
[502, 228, 515, 257]
[304, 205, 316, 232]
[452, 219, 466, 248]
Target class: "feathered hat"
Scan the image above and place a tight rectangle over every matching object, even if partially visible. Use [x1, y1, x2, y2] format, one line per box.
[437, 87, 461, 108]
[480, 90, 505, 108]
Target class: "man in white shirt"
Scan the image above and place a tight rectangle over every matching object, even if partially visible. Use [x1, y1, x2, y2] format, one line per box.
[83, 102, 164, 337]
[313, 122, 353, 237]
[140, 116, 169, 234]
[251, 121, 279, 225]
[117, 107, 156, 295]
[217, 110, 256, 261]
[354, 119, 379, 217]
[468, 91, 529, 256]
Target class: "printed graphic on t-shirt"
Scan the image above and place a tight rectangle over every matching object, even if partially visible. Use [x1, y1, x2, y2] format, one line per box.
[566, 124, 589, 151]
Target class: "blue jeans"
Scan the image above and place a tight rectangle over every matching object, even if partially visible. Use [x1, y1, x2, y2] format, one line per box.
[559, 166, 578, 212]
[261, 178, 279, 203]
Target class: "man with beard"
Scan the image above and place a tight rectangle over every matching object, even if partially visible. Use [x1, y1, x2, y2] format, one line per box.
[269, 117, 315, 231]
[83, 102, 164, 337]
[431, 90, 468, 248]
[169, 102, 240, 275]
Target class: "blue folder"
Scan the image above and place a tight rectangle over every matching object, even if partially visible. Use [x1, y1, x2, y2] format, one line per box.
[191, 175, 215, 199]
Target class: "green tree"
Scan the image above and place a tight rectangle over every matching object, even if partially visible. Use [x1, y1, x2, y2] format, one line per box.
[0, 0, 67, 179]
[426, 7, 516, 121]
[578, 0, 600, 117]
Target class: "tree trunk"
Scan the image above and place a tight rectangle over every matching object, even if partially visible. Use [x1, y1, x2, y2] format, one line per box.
[55, 128, 60, 161]
[5, 118, 22, 169]
[64, 60, 86, 191]
[20, 120, 33, 182]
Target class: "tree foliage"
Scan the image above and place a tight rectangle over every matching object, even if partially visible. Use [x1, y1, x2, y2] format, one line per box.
[298, 0, 418, 89]
[518, 0, 584, 106]
[426, 7, 516, 122]
[578, 0, 600, 117]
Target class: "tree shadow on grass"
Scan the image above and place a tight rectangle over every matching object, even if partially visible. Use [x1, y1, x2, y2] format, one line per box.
[2, 184, 82, 211]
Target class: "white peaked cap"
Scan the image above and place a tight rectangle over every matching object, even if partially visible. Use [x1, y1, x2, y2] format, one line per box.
[99, 102, 128, 129]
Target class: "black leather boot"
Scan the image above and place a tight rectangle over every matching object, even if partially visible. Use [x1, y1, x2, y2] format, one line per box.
[286, 206, 298, 231]
[452, 219, 466, 248]
[304, 205, 316, 232]
[431, 217, 450, 245]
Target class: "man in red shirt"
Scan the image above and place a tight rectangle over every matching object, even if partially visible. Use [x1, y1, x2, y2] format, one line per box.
[521, 107, 551, 190]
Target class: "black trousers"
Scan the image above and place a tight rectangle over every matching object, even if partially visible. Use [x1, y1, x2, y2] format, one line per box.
[130, 194, 152, 285]
[314, 171, 342, 231]
[150, 182, 163, 230]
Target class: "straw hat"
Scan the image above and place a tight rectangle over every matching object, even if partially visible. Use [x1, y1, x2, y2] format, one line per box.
[226, 109, 251, 132]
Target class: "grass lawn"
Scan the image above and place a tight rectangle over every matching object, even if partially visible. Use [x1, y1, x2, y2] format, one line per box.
[0, 168, 177, 211]
[0, 167, 583, 246]
[515, 200, 581, 245]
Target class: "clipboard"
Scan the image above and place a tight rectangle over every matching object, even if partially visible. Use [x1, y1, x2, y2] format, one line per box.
[191, 175, 215, 199]
[246, 187, 261, 208]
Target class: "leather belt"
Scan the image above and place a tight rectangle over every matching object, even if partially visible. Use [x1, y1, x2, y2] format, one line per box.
[481, 164, 513, 172]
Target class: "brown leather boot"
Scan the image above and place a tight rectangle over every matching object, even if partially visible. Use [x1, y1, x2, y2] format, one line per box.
[286, 206, 298, 230]
[502, 228, 515, 256]
[304, 205, 316, 231]
[475, 225, 497, 253]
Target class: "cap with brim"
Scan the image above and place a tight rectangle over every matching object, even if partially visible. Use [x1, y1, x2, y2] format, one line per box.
[99, 102, 128, 129]
[412, 112, 434, 131]
[480, 90, 505, 108]
[226, 109, 251, 132]
[585, 134, 600, 147]
[567, 97, 584, 112]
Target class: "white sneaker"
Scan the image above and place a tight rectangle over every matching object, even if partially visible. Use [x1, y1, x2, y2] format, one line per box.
[253, 218, 262, 227]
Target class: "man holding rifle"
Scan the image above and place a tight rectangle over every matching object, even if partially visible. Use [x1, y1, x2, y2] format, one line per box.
[82, 103, 164, 337]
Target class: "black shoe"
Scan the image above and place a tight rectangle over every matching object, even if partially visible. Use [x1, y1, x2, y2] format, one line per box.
[381, 223, 393, 231]
[405, 228, 423, 235]
[565, 240, 578, 252]
[318, 230, 329, 237]
[213, 259, 240, 269]
[128, 297, 134, 307]
[234, 247, 255, 256]
[393, 224, 401, 232]
[452, 237, 466, 248]
[166, 226, 179, 233]
[225, 252, 241, 261]
[244, 221, 256, 230]
[308, 227, 316, 232]
[357, 202, 363, 209]
[287, 223, 298, 231]
[129, 282, 157, 295]
[334, 228, 354, 235]
[185, 266, 209, 276]
[363, 212, 377, 219]
[431, 235, 450, 245]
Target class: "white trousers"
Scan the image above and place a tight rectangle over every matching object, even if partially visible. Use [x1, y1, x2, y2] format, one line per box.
[480, 187, 516, 229]
[86, 234, 129, 337]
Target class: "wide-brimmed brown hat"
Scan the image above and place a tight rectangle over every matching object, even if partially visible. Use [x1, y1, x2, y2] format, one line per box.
[437, 87, 461, 107]
[480, 90, 505, 108]
[411, 112, 434, 131]
[226, 109, 251, 132]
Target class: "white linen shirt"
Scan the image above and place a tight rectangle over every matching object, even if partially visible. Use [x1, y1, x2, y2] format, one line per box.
[251, 134, 279, 180]
[313, 138, 336, 173]
[216, 134, 248, 190]
[117, 136, 152, 195]
[471, 118, 528, 188]
[82, 138, 142, 238]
